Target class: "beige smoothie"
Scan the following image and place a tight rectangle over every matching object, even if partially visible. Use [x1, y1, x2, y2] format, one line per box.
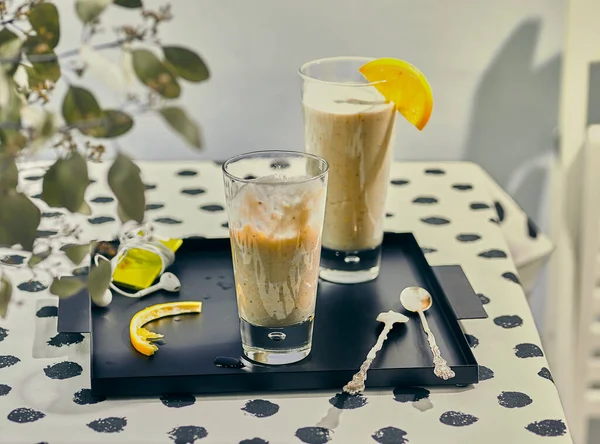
[302, 82, 395, 252]
[228, 177, 326, 327]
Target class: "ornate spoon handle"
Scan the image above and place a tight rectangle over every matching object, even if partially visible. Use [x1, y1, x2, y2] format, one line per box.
[418, 310, 455, 380]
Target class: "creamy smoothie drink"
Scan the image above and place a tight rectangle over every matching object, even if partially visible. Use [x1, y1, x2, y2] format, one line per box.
[223, 151, 328, 365]
[300, 57, 396, 283]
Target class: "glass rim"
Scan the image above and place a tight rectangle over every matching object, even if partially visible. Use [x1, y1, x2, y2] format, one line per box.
[222, 150, 329, 186]
[298, 56, 386, 87]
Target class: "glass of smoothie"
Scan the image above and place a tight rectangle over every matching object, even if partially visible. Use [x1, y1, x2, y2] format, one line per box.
[222, 150, 329, 365]
[299, 56, 396, 284]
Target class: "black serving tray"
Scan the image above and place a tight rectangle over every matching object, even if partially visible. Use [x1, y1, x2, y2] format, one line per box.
[58, 232, 485, 397]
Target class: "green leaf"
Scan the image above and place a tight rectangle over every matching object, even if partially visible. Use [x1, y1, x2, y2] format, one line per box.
[75, 0, 112, 24]
[114, 0, 142, 7]
[131, 49, 180, 99]
[0, 273, 11, 318]
[88, 258, 111, 305]
[158, 107, 203, 149]
[0, 28, 22, 75]
[0, 192, 41, 251]
[24, 37, 60, 83]
[42, 152, 89, 212]
[0, 154, 18, 192]
[28, 2, 60, 49]
[101, 109, 133, 138]
[29, 111, 56, 151]
[50, 276, 86, 298]
[61, 85, 104, 137]
[28, 248, 51, 267]
[108, 153, 145, 223]
[62, 243, 91, 265]
[78, 201, 92, 215]
[163, 46, 209, 83]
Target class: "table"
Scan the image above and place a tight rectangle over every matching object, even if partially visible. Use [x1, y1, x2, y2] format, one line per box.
[0, 161, 570, 443]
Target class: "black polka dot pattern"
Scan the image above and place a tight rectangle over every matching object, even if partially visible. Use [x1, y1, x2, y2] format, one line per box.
[73, 389, 106, 405]
[295, 427, 332, 444]
[372, 426, 409, 444]
[0, 384, 12, 396]
[36, 306, 57, 317]
[493, 315, 523, 329]
[0, 327, 7, 342]
[0, 355, 20, 368]
[421, 216, 450, 225]
[168, 425, 208, 443]
[244, 175, 257, 180]
[7, 408, 45, 423]
[24, 175, 43, 181]
[501, 272, 521, 284]
[144, 183, 157, 190]
[456, 233, 481, 242]
[221, 222, 229, 229]
[160, 393, 196, 408]
[385, 212, 394, 218]
[177, 170, 198, 177]
[36, 230, 58, 238]
[478, 293, 490, 304]
[90, 196, 114, 204]
[17, 280, 47, 292]
[439, 411, 479, 426]
[495, 201, 505, 221]
[538, 367, 553, 382]
[478, 249, 508, 259]
[42, 211, 63, 218]
[393, 386, 430, 403]
[329, 393, 367, 410]
[87, 417, 127, 433]
[413, 196, 438, 204]
[425, 168, 445, 175]
[421, 247, 437, 254]
[465, 334, 479, 348]
[154, 217, 183, 224]
[181, 188, 206, 196]
[145, 203, 165, 211]
[200, 204, 224, 212]
[478, 365, 494, 381]
[452, 184, 473, 191]
[47, 332, 85, 348]
[88, 216, 115, 224]
[43, 361, 83, 379]
[239, 439, 268, 444]
[514, 343, 543, 358]
[242, 399, 280, 417]
[270, 159, 290, 169]
[498, 391, 533, 408]
[390, 179, 409, 186]
[527, 217, 539, 239]
[469, 202, 490, 210]
[0, 254, 25, 265]
[525, 419, 567, 437]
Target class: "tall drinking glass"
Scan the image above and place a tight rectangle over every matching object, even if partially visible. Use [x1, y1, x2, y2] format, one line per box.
[299, 57, 396, 284]
[222, 151, 329, 365]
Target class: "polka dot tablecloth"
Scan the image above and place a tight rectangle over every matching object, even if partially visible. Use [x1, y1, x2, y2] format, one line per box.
[0, 161, 570, 444]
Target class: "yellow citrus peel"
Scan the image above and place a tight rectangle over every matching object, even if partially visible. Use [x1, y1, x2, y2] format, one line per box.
[359, 58, 433, 131]
[129, 301, 202, 356]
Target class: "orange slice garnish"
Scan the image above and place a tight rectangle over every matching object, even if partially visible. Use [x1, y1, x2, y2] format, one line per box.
[359, 58, 433, 130]
[129, 301, 202, 356]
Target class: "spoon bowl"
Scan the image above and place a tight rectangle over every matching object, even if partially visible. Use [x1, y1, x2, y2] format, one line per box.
[400, 286, 433, 313]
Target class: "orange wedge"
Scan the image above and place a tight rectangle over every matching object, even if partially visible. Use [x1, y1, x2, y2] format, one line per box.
[359, 58, 433, 131]
[129, 301, 202, 356]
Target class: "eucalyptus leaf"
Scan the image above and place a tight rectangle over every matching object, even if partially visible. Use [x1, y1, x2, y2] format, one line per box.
[62, 243, 91, 265]
[163, 46, 209, 83]
[102, 109, 133, 138]
[0, 28, 22, 75]
[114, 0, 142, 7]
[0, 191, 41, 251]
[75, 0, 112, 24]
[28, 2, 60, 48]
[28, 248, 51, 267]
[24, 37, 60, 83]
[50, 276, 86, 298]
[0, 273, 11, 318]
[0, 155, 18, 192]
[78, 201, 92, 216]
[131, 49, 180, 99]
[88, 258, 111, 304]
[158, 107, 202, 149]
[62, 85, 104, 136]
[42, 152, 89, 212]
[108, 153, 145, 223]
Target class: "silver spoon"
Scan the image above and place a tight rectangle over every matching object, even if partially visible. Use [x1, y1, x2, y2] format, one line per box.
[343, 310, 409, 395]
[400, 286, 456, 380]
